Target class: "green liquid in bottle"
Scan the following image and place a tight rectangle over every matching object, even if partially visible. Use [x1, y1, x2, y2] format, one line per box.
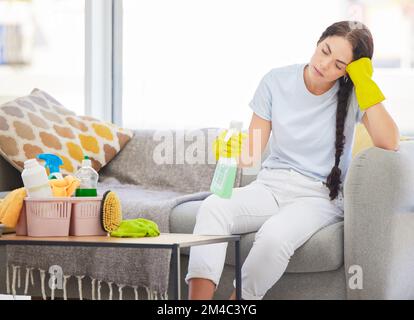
[75, 188, 97, 197]
[210, 158, 238, 199]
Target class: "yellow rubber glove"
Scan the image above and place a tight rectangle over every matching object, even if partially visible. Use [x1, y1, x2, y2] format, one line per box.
[212, 130, 248, 161]
[346, 57, 385, 110]
[0, 187, 26, 228]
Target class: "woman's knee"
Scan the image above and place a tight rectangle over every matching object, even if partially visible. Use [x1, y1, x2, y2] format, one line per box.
[194, 194, 234, 232]
[199, 195, 233, 220]
[254, 227, 295, 258]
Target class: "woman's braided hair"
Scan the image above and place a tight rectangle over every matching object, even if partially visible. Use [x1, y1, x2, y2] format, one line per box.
[318, 21, 374, 200]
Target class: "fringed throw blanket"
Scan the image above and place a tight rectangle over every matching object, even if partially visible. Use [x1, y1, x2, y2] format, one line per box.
[5, 128, 242, 299]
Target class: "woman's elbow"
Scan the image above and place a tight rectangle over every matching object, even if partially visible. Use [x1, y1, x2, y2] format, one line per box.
[375, 139, 400, 151]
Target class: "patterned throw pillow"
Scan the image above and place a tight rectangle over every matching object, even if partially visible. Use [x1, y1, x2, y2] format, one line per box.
[0, 89, 134, 174]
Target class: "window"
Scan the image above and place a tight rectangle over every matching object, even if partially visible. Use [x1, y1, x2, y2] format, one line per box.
[0, 0, 85, 114]
[122, 0, 414, 135]
[348, 0, 414, 135]
[122, 0, 344, 130]
[354, 0, 414, 68]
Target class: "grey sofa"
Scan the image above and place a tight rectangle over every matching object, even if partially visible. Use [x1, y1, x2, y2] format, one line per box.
[1, 130, 414, 300]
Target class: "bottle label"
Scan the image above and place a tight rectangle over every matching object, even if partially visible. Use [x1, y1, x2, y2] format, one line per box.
[26, 183, 51, 194]
[210, 161, 237, 198]
[213, 165, 228, 189]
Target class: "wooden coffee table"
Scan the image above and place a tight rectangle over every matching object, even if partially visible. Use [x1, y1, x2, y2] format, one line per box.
[0, 233, 241, 300]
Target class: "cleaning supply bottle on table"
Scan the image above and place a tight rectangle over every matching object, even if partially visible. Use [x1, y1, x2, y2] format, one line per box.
[210, 121, 243, 199]
[37, 153, 64, 180]
[75, 156, 99, 197]
[21, 159, 53, 198]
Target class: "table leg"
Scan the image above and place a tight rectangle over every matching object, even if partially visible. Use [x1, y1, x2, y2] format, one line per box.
[171, 244, 181, 300]
[235, 239, 242, 300]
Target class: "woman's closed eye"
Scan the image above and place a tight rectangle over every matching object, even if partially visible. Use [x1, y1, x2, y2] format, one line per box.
[321, 49, 343, 70]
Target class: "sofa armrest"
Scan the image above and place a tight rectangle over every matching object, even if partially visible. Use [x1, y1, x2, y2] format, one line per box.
[344, 141, 414, 299]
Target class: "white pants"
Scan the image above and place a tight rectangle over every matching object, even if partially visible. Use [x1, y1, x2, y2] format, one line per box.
[185, 167, 344, 300]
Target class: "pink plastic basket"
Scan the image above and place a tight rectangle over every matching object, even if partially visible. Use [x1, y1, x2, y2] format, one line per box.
[24, 198, 72, 237]
[16, 196, 105, 237]
[15, 205, 27, 236]
[69, 197, 105, 236]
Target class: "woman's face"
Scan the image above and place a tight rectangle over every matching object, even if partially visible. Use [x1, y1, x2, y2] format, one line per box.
[309, 35, 354, 84]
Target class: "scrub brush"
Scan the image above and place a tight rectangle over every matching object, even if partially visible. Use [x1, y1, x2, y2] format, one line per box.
[100, 190, 122, 233]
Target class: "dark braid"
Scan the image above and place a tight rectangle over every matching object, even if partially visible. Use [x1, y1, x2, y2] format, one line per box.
[317, 21, 374, 200]
[324, 76, 354, 200]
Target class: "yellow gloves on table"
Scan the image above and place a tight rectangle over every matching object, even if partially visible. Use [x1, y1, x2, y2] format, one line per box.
[346, 57, 385, 110]
[48, 175, 80, 197]
[0, 187, 26, 228]
[213, 130, 248, 161]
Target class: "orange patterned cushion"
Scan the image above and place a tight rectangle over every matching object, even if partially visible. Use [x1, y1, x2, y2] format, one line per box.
[0, 89, 133, 174]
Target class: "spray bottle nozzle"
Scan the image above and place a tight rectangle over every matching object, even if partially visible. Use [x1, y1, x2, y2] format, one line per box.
[37, 153, 63, 176]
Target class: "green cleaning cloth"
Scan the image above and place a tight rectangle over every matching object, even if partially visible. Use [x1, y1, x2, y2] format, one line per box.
[110, 218, 160, 238]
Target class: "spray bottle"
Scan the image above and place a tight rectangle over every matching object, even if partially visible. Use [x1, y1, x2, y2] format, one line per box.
[210, 121, 243, 198]
[37, 154, 64, 180]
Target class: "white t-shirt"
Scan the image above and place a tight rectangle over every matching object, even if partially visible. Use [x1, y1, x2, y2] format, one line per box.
[249, 63, 365, 185]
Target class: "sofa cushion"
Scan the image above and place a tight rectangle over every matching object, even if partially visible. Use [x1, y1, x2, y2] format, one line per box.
[0, 89, 133, 174]
[170, 200, 344, 273]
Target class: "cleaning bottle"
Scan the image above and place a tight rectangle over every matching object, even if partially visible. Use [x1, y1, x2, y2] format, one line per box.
[37, 153, 64, 180]
[21, 159, 53, 198]
[75, 156, 99, 197]
[210, 121, 243, 199]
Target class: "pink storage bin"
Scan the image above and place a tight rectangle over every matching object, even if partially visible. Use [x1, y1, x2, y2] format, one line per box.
[25, 198, 72, 237]
[16, 196, 106, 237]
[69, 196, 106, 236]
[16, 205, 27, 236]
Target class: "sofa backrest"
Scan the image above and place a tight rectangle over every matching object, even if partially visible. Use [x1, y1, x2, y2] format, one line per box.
[99, 128, 245, 193]
[0, 156, 22, 191]
[0, 128, 270, 192]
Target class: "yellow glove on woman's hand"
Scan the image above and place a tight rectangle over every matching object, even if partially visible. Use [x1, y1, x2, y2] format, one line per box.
[346, 57, 385, 110]
[212, 130, 248, 161]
